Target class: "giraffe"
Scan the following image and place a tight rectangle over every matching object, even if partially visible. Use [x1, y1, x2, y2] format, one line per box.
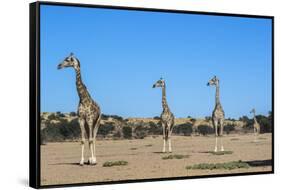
[250, 108, 260, 142]
[58, 53, 101, 166]
[153, 78, 175, 153]
[207, 76, 225, 152]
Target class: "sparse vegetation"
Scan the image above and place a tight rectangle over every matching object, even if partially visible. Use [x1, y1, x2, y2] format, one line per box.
[174, 123, 193, 136]
[134, 125, 148, 139]
[207, 151, 233, 155]
[103, 160, 128, 167]
[40, 111, 272, 142]
[122, 126, 132, 139]
[197, 125, 214, 135]
[224, 124, 235, 134]
[98, 123, 115, 138]
[186, 160, 250, 170]
[145, 144, 153, 147]
[162, 154, 189, 160]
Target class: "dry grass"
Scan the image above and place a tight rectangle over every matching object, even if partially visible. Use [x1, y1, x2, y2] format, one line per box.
[103, 160, 128, 167]
[207, 151, 233, 155]
[186, 160, 250, 170]
[162, 154, 189, 160]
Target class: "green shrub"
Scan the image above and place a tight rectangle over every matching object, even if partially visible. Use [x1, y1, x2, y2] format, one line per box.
[134, 125, 148, 139]
[162, 154, 189, 160]
[47, 113, 57, 120]
[69, 112, 77, 117]
[123, 126, 132, 139]
[224, 124, 235, 134]
[198, 125, 214, 135]
[186, 160, 250, 170]
[207, 151, 233, 155]
[98, 123, 115, 138]
[174, 123, 193, 136]
[103, 160, 128, 167]
[41, 118, 80, 142]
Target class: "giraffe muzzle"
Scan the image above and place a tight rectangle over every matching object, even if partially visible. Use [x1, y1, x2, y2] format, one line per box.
[57, 63, 63, 69]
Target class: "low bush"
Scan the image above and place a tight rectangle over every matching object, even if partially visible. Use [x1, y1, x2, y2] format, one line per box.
[174, 123, 193, 136]
[122, 126, 132, 139]
[103, 160, 128, 167]
[186, 160, 250, 170]
[162, 154, 189, 160]
[197, 125, 214, 135]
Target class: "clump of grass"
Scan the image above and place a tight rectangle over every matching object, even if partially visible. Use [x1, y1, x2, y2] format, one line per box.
[130, 147, 137, 150]
[162, 154, 189, 160]
[258, 137, 267, 140]
[145, 144, 153, 147]
[230, 138, 240, 141]
[186, 160, 250, 170]
[103, 160, 128, 167]
[207, 151, 233, 155]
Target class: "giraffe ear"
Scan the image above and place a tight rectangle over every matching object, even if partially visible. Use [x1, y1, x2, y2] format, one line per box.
[70, 52, 74, 57]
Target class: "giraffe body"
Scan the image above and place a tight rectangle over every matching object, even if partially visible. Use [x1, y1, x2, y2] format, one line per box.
[58, 53, 101, 165]
[153, 78, 175, 153]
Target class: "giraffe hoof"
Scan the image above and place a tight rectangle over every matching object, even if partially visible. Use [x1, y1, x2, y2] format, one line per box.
[88, 157, 97, 165]
[79, 160, 84, 166]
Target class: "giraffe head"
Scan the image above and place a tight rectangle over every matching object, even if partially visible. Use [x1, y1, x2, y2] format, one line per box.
[207, 76, 219, 86]
[152, 78, 165, 88]
[57, 53, 80, 70]
[250, 108, 256, 114]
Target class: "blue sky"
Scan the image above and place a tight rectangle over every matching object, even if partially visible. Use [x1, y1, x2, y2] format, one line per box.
[40, 5, 272, 119]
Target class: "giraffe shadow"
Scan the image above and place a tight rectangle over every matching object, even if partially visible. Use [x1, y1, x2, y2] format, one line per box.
[153, 151, 169, 154]
[50, 162, 97, 166]
[245, 159, 272, 167]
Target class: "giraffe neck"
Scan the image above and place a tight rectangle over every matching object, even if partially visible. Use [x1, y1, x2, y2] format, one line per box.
[75, 67, 91, 102]
[162, 85, 169, 111]
[215, 83, 221, 106]
[253, 113, 258, 124]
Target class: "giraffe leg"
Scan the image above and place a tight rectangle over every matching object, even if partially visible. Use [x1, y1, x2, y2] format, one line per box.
[78, 118, 86, 166]
[162, 139, 166, 153]
[213, 120, 218, 152]
[220, 120, 224, 151]
[91, 115, 100, 165]
[168, 138, 172, 153]
[87, 119, 96, 165]
[254, 128, 257, 142]
[162, 124, 166, 153]
[92, 126, 99, 164]
[168, 129, 173, 153]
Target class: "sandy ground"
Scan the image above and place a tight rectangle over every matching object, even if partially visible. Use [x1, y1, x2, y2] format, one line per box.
[41, 133, 272, 186]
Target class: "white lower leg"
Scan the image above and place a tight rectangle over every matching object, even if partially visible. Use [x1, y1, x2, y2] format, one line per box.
[162, 139, 166, 153]
[80, 144, 85, 165]
[89, 143, 96, 165]
[214, 137, 218, 152]
[168, 139, 172, 152]
[220, 137, 224, 151]
[93, 141, 96, 163]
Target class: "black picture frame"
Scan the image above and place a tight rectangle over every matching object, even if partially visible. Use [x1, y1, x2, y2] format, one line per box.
[29, 1, 274, 188]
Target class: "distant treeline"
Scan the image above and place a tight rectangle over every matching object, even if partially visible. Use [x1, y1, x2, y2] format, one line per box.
[40, 112, 272, 144]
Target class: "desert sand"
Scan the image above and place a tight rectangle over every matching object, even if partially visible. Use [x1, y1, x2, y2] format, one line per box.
[41, 133, 272, 186]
